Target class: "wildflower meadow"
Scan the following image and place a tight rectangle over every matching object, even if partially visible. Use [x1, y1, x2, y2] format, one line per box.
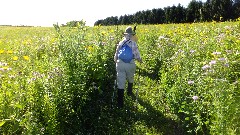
[0, 20, 239, 134]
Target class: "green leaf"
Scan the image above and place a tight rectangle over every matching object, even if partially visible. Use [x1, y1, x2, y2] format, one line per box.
[0, 121, 6, 127]
[204, 120, 209, 125]
[178, 109, 183, 113]
[15, 104, 23, 109]
[182, 101, 187, 104]
[185, 117, 190, 121]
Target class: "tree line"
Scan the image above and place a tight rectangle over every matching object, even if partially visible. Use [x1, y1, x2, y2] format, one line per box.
[94, 0, 240, 26]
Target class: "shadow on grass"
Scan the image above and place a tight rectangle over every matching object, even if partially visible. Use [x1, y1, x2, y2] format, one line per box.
[78, 92, 182, 135]
[62, 88, 182, 135]
[130, 95, 181, 135]
[111, 94, 182, 135]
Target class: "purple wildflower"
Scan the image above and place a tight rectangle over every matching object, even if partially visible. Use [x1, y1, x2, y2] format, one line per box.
[202, 64, 210, 70]
[218, 58, 226, 61]
[224, 63, 229, 67]
[209, 60, 217, 65]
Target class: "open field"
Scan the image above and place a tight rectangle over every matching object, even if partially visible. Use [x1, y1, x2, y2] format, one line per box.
[0, 21, 239, 134]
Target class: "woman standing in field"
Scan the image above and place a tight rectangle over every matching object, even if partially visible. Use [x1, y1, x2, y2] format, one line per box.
[114, 26, 142, 108]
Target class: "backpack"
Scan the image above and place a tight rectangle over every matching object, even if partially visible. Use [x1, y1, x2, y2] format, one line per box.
[117, 40, 133, 63]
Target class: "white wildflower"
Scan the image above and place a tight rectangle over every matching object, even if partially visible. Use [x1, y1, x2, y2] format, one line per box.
[225, 50, 232, 54]
[92, 82, 96, 85]
[190, 50, 196, 54]
[158, 36, 169, 40]
[192, 96, 199, 101]
[93, 86, 98, 90]
[188, 80, 194, 85]
[212, 52, 221, 55]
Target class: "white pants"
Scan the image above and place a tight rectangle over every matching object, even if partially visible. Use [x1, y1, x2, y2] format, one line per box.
[116, 59, 136, 89]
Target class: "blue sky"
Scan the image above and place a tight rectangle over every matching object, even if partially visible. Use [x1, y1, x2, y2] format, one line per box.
[0, 0, 206, 26]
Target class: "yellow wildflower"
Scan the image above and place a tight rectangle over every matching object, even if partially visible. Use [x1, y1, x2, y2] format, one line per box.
[7, 50, 13, 54]
[3, 66, 8, 70]
[236, 39, 240, 44]
[23, 56, 30, 61]
[101, 31, 106, 35]
[88, 46, 93, 52]
[0, 50, 4, 54]
[13, 56, 18, 61]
